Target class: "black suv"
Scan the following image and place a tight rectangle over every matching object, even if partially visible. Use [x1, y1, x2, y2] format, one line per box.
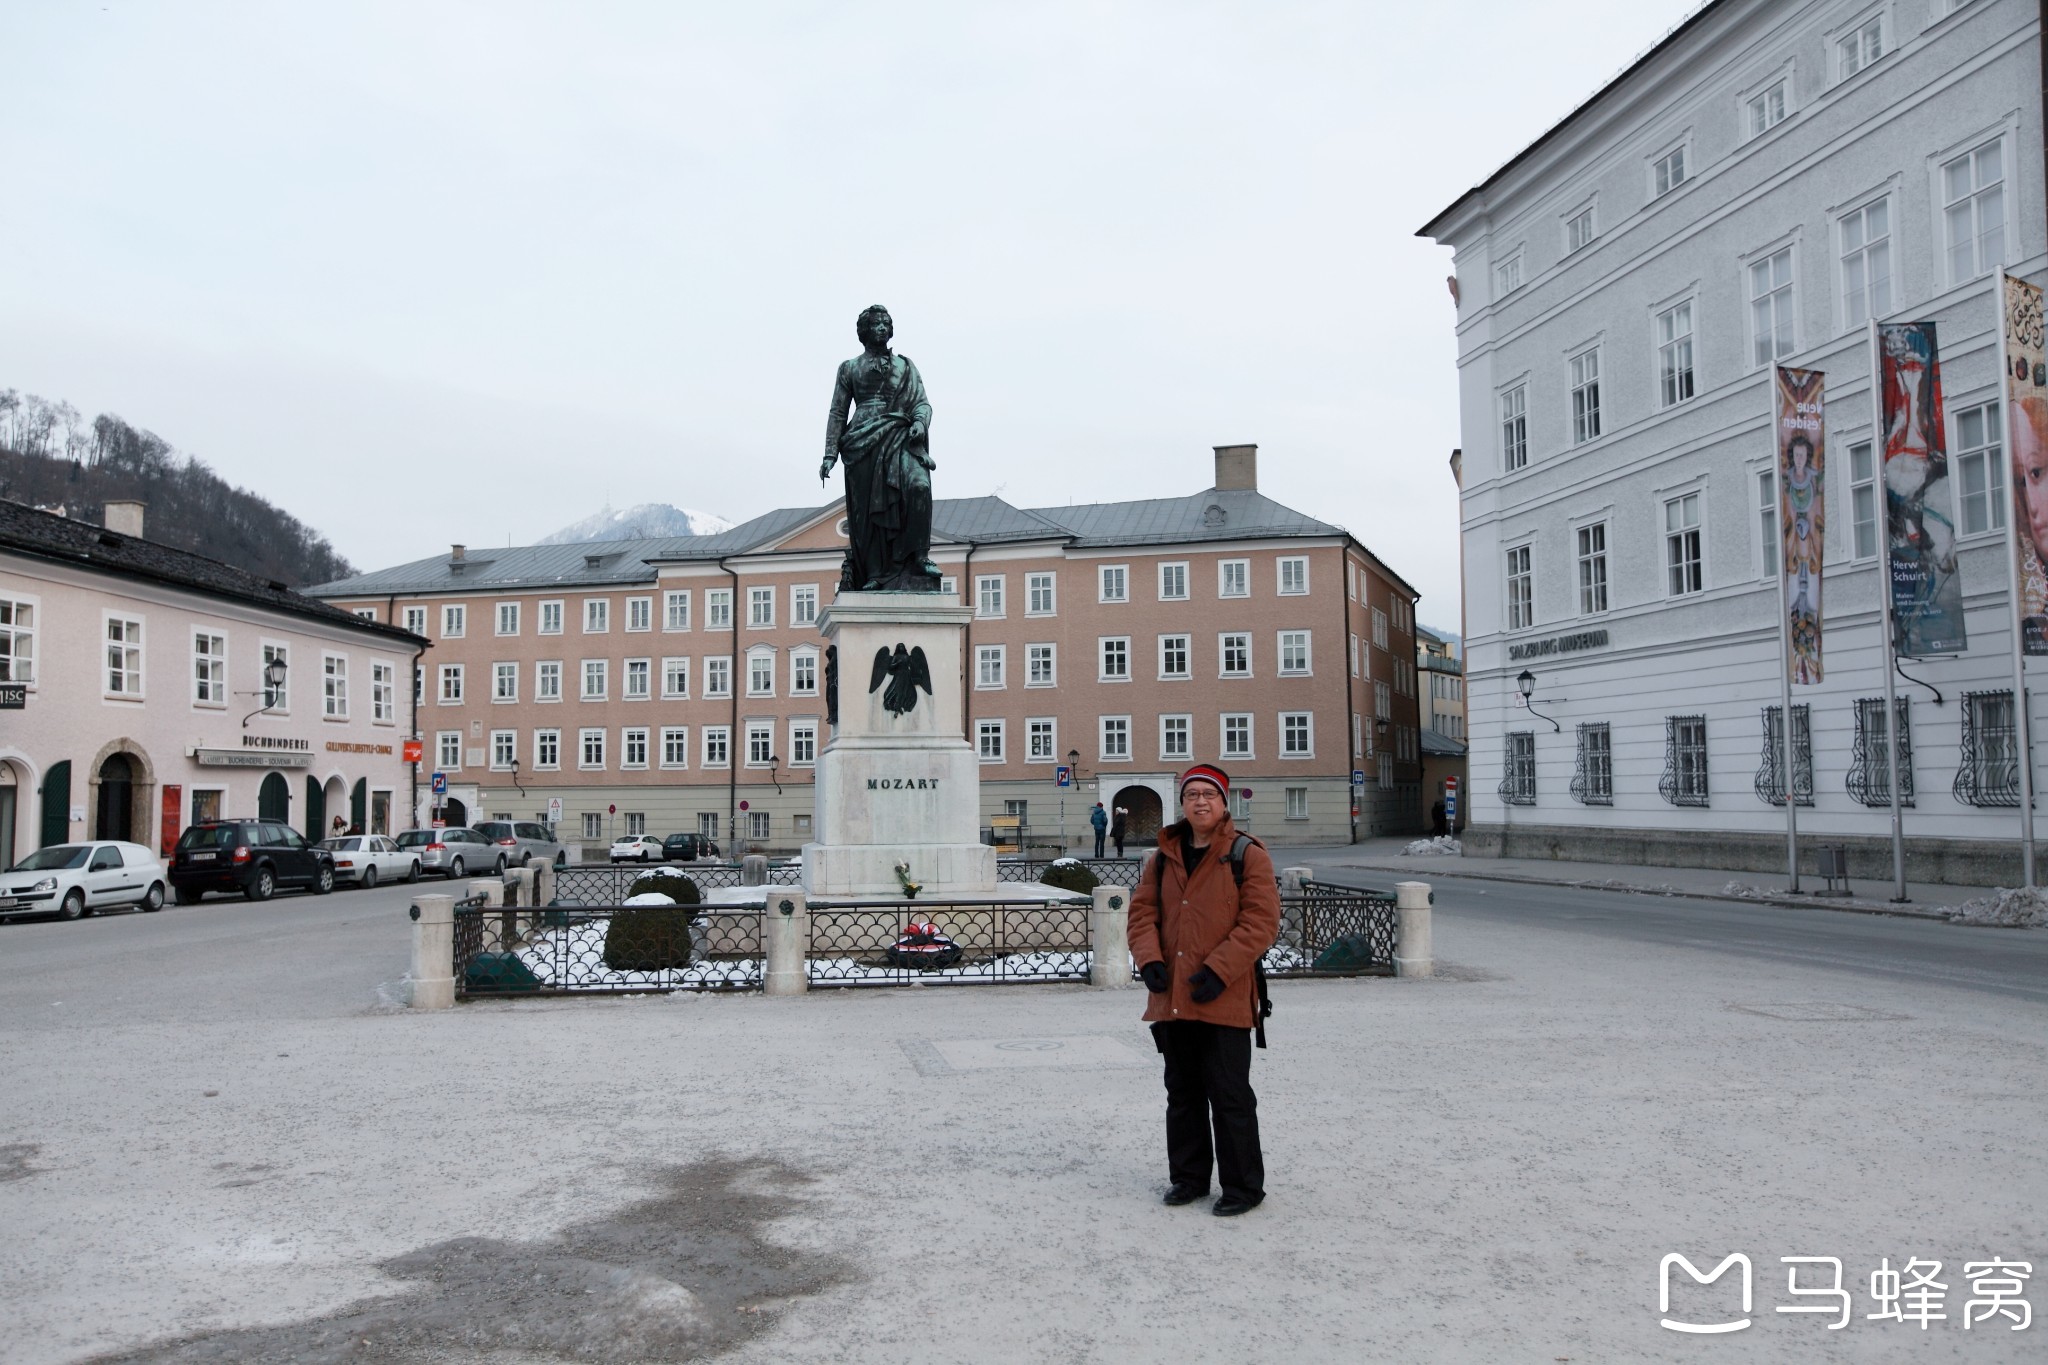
[661, 833, 721, 862]
[169, 820, 336, 904]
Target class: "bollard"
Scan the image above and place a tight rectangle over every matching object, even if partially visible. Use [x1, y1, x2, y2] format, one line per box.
[533, 861, 556, 913]
[1090, 885, 1133, 987]
[1280, 865, 1312, 898]
[764, 890, 809, 996]
[469, 877, 511, 948]
[741, 854, 769, 887]
[1394, 880, 1434, 979]
[409, 893, 456, 1008]
[506, 866, 537, 935]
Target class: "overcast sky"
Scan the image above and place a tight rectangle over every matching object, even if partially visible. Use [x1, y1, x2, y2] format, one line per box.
[0, 0, 1700, 620]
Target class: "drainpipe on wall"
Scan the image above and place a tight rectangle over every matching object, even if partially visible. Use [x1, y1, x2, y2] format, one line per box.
[724, 559, 739, 850]
[1340, 541, 1358, 845]
[959, 541, 976, 741]
[408, 631, 426, 831]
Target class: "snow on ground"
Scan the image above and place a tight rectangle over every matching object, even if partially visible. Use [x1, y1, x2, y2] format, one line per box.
[1942, 886, 2048, 928]
[1401, 836, 1462, 856]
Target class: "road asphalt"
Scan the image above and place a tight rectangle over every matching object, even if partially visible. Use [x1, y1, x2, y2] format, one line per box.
[1, 868, 2042, 1363]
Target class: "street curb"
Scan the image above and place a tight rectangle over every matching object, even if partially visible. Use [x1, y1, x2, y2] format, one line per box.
[1321, 859, 1957, 922]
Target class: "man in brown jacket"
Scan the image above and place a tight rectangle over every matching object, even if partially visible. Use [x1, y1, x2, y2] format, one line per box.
[1127, 763, 1282, 1216]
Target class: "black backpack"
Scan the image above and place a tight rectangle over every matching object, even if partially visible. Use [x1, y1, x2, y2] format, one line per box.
[1151, 833, 1275, 1048]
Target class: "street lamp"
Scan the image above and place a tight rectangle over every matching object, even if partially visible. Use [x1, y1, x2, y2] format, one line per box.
[1516, 668, 1561, 733]
[241, 655, 289, 729]
[1063, 748, 1085, 855]
[766, 754, 783, 796]
[508, 757, 526, 798]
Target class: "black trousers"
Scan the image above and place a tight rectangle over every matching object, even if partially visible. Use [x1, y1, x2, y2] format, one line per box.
[1094, 830, 1106, 857]
[1152, 1020, 1264, 1200]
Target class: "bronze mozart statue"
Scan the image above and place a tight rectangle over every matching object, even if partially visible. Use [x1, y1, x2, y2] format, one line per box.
[821, 305, 942, 592]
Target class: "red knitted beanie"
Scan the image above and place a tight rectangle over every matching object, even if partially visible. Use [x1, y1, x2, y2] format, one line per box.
[1178, 763, 1230, 800]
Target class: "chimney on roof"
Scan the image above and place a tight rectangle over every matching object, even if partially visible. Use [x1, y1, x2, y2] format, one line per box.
[1213, 444, 1257, 492]
[450, 544, 466, 561]
[103, 500, 145, 538]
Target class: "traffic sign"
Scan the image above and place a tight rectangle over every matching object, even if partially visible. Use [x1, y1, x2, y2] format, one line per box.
[546, 798, 564, 826]
[1351, 769, 1365, 786]
[430, 771, 446, 796]
[739, 800, 750, 811]
[608, 803, 617, 815]
[1055, 766, 1072, 788]
[403, 738, 423, 765]
[1240, 788, 1253, 799]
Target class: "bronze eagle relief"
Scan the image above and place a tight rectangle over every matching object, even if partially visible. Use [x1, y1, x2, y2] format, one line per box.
[869, 643, 932, 717]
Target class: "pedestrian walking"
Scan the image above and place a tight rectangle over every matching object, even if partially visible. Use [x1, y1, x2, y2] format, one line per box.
[1090, 802, 1107, 858]
[1430, 799, 1447, 838]
[1127, 762, 1280, 1217]
[1111, 806, 1129, 858]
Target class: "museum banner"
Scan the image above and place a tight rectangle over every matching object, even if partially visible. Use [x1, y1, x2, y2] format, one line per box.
[2002, 273, 2048, 654]
[1775, 366, 1825, 683]
[1878, 321, 1967, 656]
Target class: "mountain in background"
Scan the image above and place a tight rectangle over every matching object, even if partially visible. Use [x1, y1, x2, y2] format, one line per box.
[539, 502, 735, 544]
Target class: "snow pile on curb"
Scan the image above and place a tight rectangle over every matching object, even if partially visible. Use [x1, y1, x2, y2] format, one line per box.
[1721, 881, 1772, 899]
[1942, 886, 2048, 928]
[1402, 836, 1463, 856]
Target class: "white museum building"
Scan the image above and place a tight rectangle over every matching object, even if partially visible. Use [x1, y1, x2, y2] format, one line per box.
[1420, 0, 2044, 882]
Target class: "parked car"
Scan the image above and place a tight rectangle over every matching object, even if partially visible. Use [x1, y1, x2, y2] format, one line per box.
[474, 820, 567, 868]
[0, 841, 168, 920]
[317, 835, 420, 888]
[609, 833, 664, 863]
[660, 832, 722, 862]
[169, 820, 336, 903]
[394, 827, 506, 879]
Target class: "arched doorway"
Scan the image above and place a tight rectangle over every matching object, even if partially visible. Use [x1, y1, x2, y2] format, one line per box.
[96, 754, 135, 842]
[258, 772, 291, 822]
[349, 778, 367, 834]
[1113, 785, 1164, 843]
[441, 796, 468, 827]
[40, 761, 70, 849]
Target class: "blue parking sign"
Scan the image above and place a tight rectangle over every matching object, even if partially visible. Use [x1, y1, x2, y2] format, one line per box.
[1055, 766, 1072, 788]
[431, 771, 447, 796]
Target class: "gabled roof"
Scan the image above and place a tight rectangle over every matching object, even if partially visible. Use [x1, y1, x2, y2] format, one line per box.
[305, 535, 706, 596]
[932, 497, 1070, 544]
[0, 499, 423, 646]
[1026, 488, 1345, 548]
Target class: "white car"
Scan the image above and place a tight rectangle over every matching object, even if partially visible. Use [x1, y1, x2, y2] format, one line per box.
[0, 841, 168, 920]
[609, 834, 664, 864]
[317, 835, 421, 888]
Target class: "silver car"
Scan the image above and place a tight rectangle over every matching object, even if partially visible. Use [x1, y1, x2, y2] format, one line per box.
[317, 835, 420, 888]
[394, 827, 507, 880]
[473, 820, 567, 869]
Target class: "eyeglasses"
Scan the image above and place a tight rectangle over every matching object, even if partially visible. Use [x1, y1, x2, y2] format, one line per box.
[1182, 789, 1222, 804]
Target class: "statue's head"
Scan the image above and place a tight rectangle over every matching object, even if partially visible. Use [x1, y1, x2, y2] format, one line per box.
[857, 305, 893, 348]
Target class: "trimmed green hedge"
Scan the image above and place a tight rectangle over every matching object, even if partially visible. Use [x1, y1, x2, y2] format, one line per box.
[603, 874, 704, 971]
[1039, 861, 1100, 895]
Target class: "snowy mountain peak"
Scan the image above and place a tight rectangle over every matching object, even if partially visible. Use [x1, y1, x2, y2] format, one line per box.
[539, 503, 734, 544]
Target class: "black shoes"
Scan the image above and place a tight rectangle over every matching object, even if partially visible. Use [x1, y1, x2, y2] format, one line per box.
[1212, 1193, 1263, 1217]
[1162, 1183, 1208, 1206]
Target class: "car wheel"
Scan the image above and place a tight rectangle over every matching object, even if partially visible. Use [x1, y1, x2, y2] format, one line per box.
[59, 888, 85, 920]
[449, 856, 465, 879]
[314, 865, 335, 895]
[143, 882, 166, 912]
[492, 856, 506, 876]
[247, 867, 276, 902]
[175, 886, 203, 906]
[407, 860, 421, 883]
[360, 865, 378, 890]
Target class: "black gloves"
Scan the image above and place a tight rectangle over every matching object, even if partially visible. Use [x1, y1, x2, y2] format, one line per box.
[1139, 961, 1169, 994]
[1188, 966, 1225, 1004]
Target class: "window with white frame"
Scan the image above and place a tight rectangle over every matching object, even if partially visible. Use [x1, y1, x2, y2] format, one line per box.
[1840, 199, 1892, 329]
[1849, 440, 1879, 559]
[1219, 632, 1250, 677]
[706, 589, 732, 629]
[663, 657, 690, 698]
[261, 642, 288, 711]
[490, 730, 516, 770]
[977, 719, 1005, 762]
[791, 649, 818, 695]
[579, 728, 605, 769]
[1746, 79, 1787, 138]
[1099, 636, 1130, 681]
[792, 584, 818, 626]
[583, 599, 609, 633]
[1100, 715, 1130, 761]
[1758, 470, 1780, 578]
[1500, 384, 1528, 471]
[1943, 138, 2006, 284]
[705, 656, 731, 698]
[790, 720, 817, 766]
[1161, 714, 1191, 761]
[580, 659, 607, 700]
[536, 660, 562, 701]
[402, 606, 426, 637]
[1657, 300, 1695, 407]
[372, 661, 395, 722]
[582, 812, 603, 840]
[1281, 712, 1313, 757]
[1353, 712, 1364, 758]
[1372, 607, 1389, 650]
[534, 728, 560, 769]
[1653, 143, 1687, 197]
[323, 654, 349, 718]
[1158, 562, 1189, 600]
[1749, 247, 1795, 366]
[1566, 205, 1595, 253]
[976, 575, 1005, 618]
[626, 597, 651, 632]
[539, 600, 563, 635]
[1955, 401, 2006, 536]
[1285, 786, 1309, 820]
[940, 576, 956, 596]
[1026, 643, 1055, 687]
[442, 604, 466, 638]
[1026, 572, 1056, 615]
[976, 644, 1005, 688]
[1278, 557, 1307, 595]
[747, 721, 774, 766]
[438, 663, 464, 703]
[496, 602, 519, 636]
[1570, 348, 1602, 443]
[664, 590, 690, 631]
[742, 810, 766, 841]
[494, 661, 517, 702]
[703, 726, 730, 768]
[1506, 545, 1533, 629]
[1027, 718, 1056, 762]
[1494, 253, 1522, 297]
[747, 587, 774, 628]
[1376, 680, 1392, 723]
[438, 731, 463, 769]
[1666, 492, 1704, 596]
[1218, 560, 1249, 597]
[1222, 713, 1253, 759]
[193, 631, 225, 705]
[1837, 13, 1883, 79]
[1279, 630, 1310, 675]
[661, 726, 689, 768]
[1098, 565, 1128, 603]
[1159, 634, 1190, 679]
[1577, 523, 1609, 615]
[624, 657, 651, 700]
[626, 812, 649, 837]
[622, 727, 649, 769]
[747, 649, 775, 697]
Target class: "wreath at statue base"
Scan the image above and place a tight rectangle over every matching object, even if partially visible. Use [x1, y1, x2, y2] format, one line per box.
[884, 920, 963, 970]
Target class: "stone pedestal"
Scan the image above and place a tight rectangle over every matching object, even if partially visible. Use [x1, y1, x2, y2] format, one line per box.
[803, 592, 997, 898]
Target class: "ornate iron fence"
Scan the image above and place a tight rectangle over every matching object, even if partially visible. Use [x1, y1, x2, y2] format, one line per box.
[806, 898, 1092, 987]
[994, 858, 1145, 888]
[1261, 881, 1397, 977]
[454, 901, 765, 996]
[550, 862, 800, 904]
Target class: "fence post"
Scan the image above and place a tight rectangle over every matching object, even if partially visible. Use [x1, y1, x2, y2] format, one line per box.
[505, 866, 536, 935]
[1090, 885, 1132, 987]
[1394, 880, 1433, 979]
[1280, 865, 1311, 898]
[533, 861, 556, 910]
[409, 893, 455, 1009]
[742, 854, 769, 887]
[469, 876, 511, 947]
[765, 890, 808, 996]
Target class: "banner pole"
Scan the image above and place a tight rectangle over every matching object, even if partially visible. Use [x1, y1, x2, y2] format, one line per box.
[1998, 273, 2038, 888]
[1773, 365, 1801, 891]
[1869, 319, 1909, 902]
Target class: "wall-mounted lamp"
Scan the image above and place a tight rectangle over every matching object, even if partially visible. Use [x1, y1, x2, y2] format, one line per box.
[241, 656, 289, 729]
[766, 754, 783, 796]
[1516, 668, 1561, 733]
